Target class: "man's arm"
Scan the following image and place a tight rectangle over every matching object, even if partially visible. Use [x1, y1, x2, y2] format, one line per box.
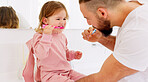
[98, 35, 116, 51]
[76, 54, 138, 82]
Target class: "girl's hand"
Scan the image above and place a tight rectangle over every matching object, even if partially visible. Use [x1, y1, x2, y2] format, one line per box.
[43, 25, 54, 34]
[82, 27, 103, 42]
[75, 51, 82, 60]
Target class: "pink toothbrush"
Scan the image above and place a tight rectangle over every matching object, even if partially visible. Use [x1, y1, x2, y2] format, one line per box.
[54, 26, 64, 29]
[42, 24, 64, 29]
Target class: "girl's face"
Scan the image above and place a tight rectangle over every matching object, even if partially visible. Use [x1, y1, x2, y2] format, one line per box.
[45, 9, 67, 34]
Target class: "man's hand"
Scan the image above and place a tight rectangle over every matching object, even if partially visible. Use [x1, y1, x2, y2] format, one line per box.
[82, 27, 103, 42]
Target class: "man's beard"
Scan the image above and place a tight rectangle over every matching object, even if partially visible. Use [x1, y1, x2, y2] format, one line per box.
[94, 16, 113, 37]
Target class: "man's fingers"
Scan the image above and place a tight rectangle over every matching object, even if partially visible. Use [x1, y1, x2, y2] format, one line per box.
[82, 28, 97, 41]
[82, 30, 91, 40]
[89, 27, 94, 30]
[82, 32, 87, 40]
[93, 29, 103, 38]
[89, 27, 95, 34]
[84, 29, 90, 34]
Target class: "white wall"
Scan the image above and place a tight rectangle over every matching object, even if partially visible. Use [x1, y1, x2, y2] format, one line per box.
[0, 29, 35, 82]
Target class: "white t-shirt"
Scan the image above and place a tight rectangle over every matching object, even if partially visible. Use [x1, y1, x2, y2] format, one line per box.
[126, 0, 148, 4]
[113, 4, 148, 82]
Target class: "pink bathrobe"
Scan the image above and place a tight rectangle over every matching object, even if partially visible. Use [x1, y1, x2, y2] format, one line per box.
[22, 33, 85, 82]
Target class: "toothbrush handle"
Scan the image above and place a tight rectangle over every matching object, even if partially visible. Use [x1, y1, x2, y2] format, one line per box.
[91, 29, 96, 35]
[54, 27, 64, 29]
[42, 24, 48, 29]
[42, 25, 64, 29]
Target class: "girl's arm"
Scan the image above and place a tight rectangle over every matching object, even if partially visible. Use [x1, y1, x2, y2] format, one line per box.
[33, 25, 54, 59]
[65, 38, 78, 61]
[33, 33, 53, 59]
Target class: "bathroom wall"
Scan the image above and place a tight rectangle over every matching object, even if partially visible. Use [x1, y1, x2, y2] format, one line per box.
[0, 29, 35, 82]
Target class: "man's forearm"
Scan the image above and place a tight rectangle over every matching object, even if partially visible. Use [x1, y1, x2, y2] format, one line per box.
[76, 71, 116, 82]
[76, 73, 99, 82]
[76, 54, 138, 82]
[98, 35, 116, 51]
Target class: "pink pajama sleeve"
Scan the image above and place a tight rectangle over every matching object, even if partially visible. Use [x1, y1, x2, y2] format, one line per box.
[33, 33, 53, 60]
[22, 33, 53, 82]
[65, 38, 76, 61]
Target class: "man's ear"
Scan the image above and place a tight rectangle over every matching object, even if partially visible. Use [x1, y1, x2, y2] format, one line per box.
[96, 8, 108, 19]
[42, 17, 48, 24]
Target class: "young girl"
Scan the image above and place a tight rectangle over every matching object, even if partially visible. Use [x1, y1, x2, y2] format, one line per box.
[22, 1, 85, 82]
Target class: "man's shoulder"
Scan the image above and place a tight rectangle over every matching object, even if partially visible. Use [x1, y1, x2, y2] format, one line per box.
[122, 5, 148, 29]
[137, 4, 148, 14]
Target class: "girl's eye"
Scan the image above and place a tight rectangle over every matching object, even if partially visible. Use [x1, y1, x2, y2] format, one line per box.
[63, 18, 66, 20]
[56, 19, 60, 20]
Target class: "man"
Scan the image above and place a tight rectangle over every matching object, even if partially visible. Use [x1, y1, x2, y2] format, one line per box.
[76, 0, 148, 82]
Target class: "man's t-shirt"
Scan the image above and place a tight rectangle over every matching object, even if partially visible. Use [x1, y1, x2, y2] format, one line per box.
[113, 4, 148, 82]
[126, 0, 148, 4]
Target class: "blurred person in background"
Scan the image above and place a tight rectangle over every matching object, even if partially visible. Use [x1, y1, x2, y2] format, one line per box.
[0, 6, 19, 29]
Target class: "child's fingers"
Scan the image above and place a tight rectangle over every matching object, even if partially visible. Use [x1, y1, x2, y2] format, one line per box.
[77, 54, 82, 59]
[43, 25, 54, 34]
[44, 25, 54, 31]
[78, 52, 82, 55]
[75, 51, 82, 59]
[76, 51, 81, 54]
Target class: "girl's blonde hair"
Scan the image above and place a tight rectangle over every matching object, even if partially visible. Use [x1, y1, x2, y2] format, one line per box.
[36, 1, 69, 33]
[0, 6, 19, 29]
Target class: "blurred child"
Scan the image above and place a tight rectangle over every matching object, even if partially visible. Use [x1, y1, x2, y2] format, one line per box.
[22, 1, 85, 82]
[0, 6, 19, 29]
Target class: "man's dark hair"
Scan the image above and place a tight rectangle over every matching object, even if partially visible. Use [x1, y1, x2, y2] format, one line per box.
[79, 0, 123, 12]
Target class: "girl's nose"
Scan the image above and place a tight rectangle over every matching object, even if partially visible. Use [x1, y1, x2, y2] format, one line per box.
[60, 20, 66, 26]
